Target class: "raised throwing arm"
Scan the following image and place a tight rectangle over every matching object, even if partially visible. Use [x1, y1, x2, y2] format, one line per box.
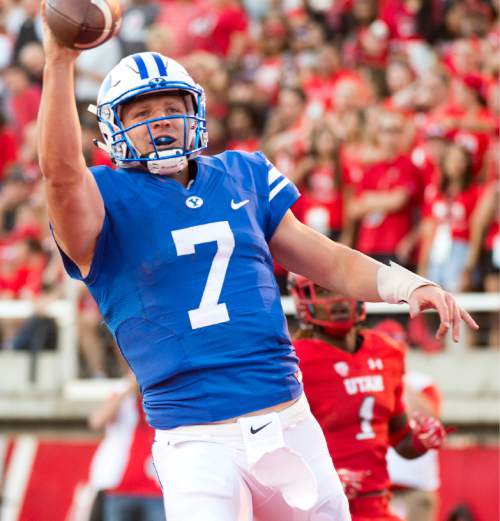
[37, 0, 105, 277]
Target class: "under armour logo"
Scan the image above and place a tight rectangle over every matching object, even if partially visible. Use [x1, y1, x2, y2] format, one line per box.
[185, 196, 204, 209]
[368, 358, 383, 370]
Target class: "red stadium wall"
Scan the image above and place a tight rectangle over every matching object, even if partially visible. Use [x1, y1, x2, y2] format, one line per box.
[438, 447, 500, 521]
[0, 437, 498, 521]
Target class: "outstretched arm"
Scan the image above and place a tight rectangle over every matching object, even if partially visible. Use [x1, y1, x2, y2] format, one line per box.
[38, 0, 105, 277]
[270, 210, 478, 341]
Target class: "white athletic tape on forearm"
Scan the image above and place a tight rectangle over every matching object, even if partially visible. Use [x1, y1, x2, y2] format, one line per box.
[377, 261, 437, 304]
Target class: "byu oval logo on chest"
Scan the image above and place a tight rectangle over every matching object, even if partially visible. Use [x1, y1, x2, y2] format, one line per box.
[185, 196, 204, 209]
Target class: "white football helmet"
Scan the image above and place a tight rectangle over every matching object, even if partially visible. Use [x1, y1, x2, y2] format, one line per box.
[89, 52, 208, 175]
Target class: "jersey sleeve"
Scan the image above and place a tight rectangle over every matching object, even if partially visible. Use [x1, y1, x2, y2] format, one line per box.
[254, 152, 300, 241]
[53, 212, 110, 285]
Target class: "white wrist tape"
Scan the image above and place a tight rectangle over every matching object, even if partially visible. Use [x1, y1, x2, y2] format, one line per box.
[377, 261, 438, 304]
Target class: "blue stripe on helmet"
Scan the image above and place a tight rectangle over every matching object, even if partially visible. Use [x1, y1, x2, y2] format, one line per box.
[132, 54, 149, 79]
[152, 53, 167, 77]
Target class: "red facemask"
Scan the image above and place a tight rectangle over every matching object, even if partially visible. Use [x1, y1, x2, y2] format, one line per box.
[289, 274, 366, 337]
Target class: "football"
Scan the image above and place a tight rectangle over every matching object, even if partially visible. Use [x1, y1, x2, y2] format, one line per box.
[45, 0, 122, 50]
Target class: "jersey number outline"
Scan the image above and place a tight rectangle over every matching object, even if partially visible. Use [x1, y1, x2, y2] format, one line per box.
[171, 221, 235, 329]
[356, 396, 376, 440]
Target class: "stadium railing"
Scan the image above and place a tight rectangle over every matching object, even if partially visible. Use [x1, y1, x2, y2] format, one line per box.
[0, 293, 498, 423]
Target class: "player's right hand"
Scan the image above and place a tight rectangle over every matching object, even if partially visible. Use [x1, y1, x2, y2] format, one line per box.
[40, 0, 81, 63]
[337, 468, 371, 500]
[410, 411, 447, 451]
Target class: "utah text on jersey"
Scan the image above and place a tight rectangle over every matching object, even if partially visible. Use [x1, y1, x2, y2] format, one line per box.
[344, 375, 385, 396]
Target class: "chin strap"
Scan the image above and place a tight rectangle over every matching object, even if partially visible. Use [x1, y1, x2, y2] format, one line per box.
[146, 152, 188, 176]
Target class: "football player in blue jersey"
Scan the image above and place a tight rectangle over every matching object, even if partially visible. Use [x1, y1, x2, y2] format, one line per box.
[38, 4, 478, 520]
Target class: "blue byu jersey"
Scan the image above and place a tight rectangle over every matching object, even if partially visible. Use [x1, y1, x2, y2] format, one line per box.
[59, 151, 303, 428]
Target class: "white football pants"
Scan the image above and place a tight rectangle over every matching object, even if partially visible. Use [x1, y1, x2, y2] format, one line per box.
[152, 394, 351, 521]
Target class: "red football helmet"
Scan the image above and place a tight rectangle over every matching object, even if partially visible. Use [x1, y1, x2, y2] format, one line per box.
[288, 273, 366, 337]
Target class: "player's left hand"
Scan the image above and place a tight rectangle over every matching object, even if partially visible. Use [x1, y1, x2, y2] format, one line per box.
[337, 468, 371, 500]
[410, 412, 447, 452]
[408, 285, 478, 342]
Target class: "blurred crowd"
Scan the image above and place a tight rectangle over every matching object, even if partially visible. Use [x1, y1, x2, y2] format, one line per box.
[0, 0, 498, 373]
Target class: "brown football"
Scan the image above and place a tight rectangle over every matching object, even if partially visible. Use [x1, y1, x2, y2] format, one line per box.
[45, 0, 122, 50]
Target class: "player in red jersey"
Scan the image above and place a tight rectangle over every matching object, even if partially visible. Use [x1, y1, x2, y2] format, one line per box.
[289, 274, 446, 521]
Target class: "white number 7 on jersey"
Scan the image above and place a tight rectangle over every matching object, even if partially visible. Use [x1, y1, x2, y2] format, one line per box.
[172, 221, 235, 329]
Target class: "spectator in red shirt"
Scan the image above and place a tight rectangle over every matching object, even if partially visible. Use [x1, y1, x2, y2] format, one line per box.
[384, 58, 417, 113]
[0, 235, 48, 350]
[413, 70, 452, 138]
[418, 143, 480, 293]
[226, 103, 261, 152]
[344, 19, 391, 71]
[0, 169, 32, 234]
[331, 0, 379, 41]
[263, 86, 311, 177]
[0, 235, 46, 299]
[467, 174, 499, 282]
[0, 110, 18, 183]
[156, 0, 210, 58]
[347, 110, 418, 266]
[18, 40, 45, 86]
[446, 38, 482, 77]
[182, 51, 230, 121]
[252, 12, 291, 105]
[292, 126, 344, 240]
[288, 10, 328, 74]
[2, 65, 41, 144]
[447, 75, 494, 174]
[302, 42, 361, 113]
[189, 0, 249, 58]
[411, 127, 445, 213]
[380, 0, 438, 44]
[461, 141, 499, 346]
[450, 74, 492, 128]
[17, 121, 42, 181]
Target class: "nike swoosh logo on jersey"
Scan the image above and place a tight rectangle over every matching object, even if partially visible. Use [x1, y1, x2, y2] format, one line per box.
[231, 199, 250, 210]
[250, 421, 272, 435]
